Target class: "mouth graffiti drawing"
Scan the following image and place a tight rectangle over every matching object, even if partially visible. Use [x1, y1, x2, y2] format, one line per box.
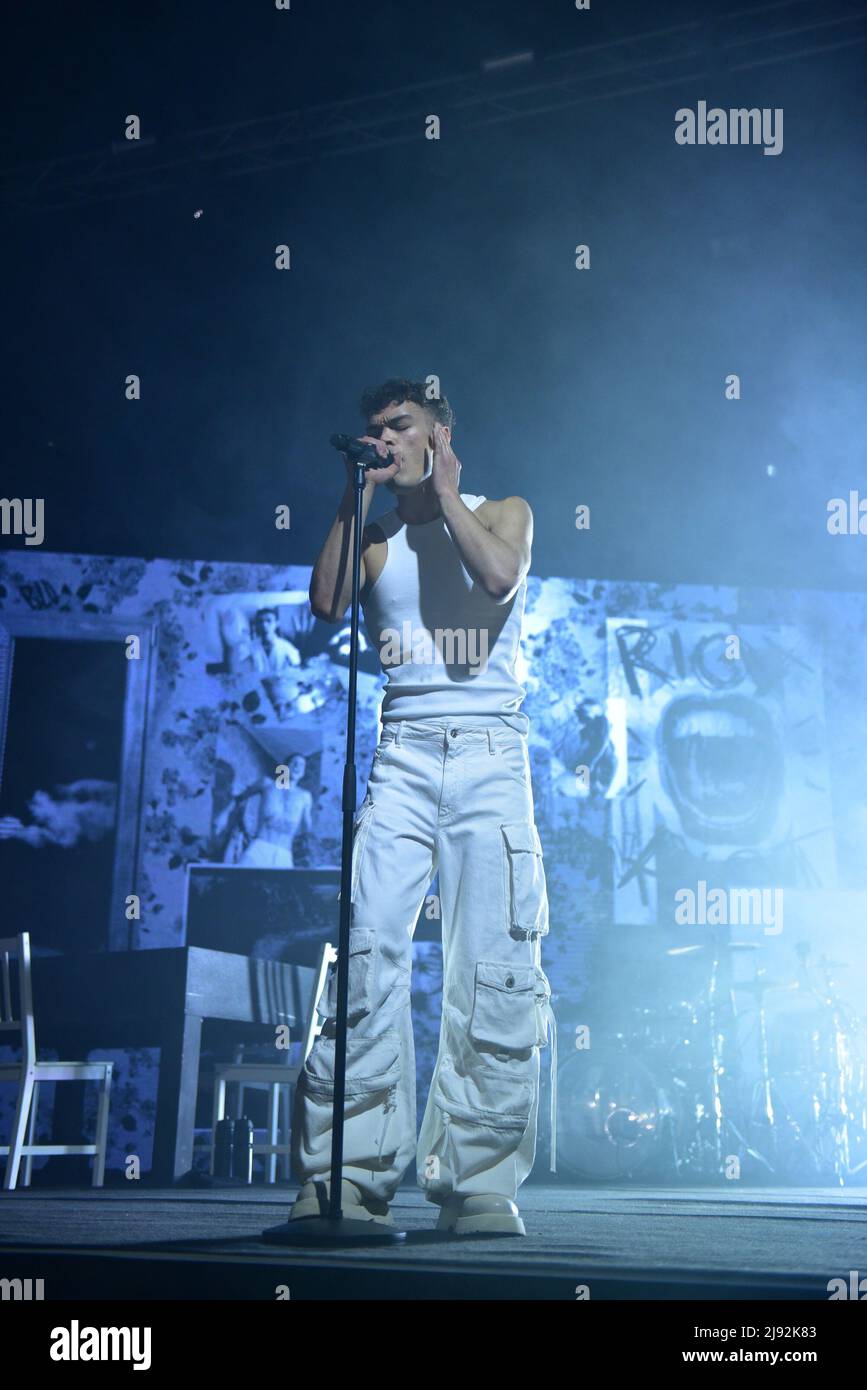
[657, 694, 784, 844]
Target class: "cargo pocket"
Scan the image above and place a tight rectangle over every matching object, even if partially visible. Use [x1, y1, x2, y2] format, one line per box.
[430, 969, 542, 1187]
[299, 1030, 401, 1166]
[301, 1028, 400, 1100]
[320, 927, 376, 1022]
[501, 822, 549, 940]
[435, 1055, 532, 1131]
[470, 962, 538, 1054]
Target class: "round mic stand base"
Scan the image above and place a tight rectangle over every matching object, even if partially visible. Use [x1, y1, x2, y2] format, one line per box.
[261, 1216, 407, 1246]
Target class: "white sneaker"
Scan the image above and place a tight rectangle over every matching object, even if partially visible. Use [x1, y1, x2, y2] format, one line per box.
[436, 1193, 526, 1237]
[289, 1177, 394, 1225]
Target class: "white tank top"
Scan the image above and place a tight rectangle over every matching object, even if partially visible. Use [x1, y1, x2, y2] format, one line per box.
[361, 493, 528, 730]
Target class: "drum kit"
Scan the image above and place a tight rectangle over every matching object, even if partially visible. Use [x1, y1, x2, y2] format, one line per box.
[555, 937, 867, 1184]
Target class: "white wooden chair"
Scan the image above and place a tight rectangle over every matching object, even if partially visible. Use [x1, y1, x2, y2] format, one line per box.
[0, 933, 113, 1190]
[209, 942, 335, 1183]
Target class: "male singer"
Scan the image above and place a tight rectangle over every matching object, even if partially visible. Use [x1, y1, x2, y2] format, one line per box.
[290, 379, 554, 1236]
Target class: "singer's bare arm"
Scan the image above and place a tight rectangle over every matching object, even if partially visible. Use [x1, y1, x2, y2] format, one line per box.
[428, 422, 532, 603]
[440, 493, 533, 604]
[309, 438, 398, 622]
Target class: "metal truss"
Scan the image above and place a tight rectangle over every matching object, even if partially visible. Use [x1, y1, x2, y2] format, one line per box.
[2, 0, 865, 211]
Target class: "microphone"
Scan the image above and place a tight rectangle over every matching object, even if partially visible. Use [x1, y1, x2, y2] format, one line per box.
[330, 433, 393, 468]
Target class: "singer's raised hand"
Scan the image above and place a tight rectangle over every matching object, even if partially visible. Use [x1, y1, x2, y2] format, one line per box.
[429, 422, 461, 499]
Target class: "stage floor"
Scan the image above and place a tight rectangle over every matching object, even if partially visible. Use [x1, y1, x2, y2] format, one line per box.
[0, 1184, 863, 1300]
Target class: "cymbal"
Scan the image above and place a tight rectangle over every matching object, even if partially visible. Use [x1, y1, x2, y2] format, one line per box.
[736, 977, 801, 995]
[667, 942, 764, 956]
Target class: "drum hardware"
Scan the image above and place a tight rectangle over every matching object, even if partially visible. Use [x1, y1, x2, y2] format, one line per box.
[553, 940, 867, 1184]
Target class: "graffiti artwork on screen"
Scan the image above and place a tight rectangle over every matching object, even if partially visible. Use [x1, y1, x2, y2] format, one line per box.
[208, 722, 319, 869]
[203, 591, 365, 722]
[607, 618, 834, 927]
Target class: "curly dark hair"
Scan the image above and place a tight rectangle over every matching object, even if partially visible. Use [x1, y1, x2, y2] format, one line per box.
[359, 378, 454, 431]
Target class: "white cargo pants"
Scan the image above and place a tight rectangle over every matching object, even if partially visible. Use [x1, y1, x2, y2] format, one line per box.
[291, 716, 556, 1206]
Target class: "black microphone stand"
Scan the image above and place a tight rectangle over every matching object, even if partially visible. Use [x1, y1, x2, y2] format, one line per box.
[263, 451, 406, 1246]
